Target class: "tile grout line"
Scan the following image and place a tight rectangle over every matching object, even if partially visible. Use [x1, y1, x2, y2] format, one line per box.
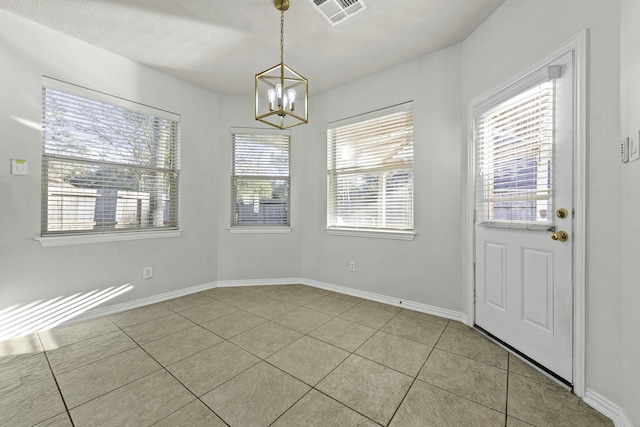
[328, 306, 406, 426]
[504, 354, 510, 426]
[428, 345, 509, 371]
[38, 318, 166, 415]
[51, 313, 231, 425]
[74, 293, 362, 424]
[151, 288, 357, 424]
[303, 296, 435, 424]
[36, 333, 76, 427]
[225, 289, 389, 426]
[422, 322, 514, 418]
[411, 324, 512, 420]
[265, 387, 314, 427]
[33, 285, 512, 426]
[260, 337, 387, 426]
[116, 318, 235, 426]
[382, 318, 450, 426]
[52, 326, 168, 418]
[311, 388, 385, 426]
[43, 288, 394, 421]
[164, 288, 324, 425]
[268, 304, 411, 426]
[41, 332, 138, 377]
[176, 301, 505, 427]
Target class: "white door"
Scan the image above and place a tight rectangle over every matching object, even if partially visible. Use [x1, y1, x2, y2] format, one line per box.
[474, 52, 574, 383]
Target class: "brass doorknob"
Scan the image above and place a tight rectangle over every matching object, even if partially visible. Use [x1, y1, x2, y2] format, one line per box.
[551, 231, 569, 242]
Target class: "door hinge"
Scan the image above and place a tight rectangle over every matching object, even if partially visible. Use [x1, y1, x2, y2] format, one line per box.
[472, 262, 476, 303]
[473, 209, 476, 223]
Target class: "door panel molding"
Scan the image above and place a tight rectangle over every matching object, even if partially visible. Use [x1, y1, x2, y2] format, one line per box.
[467, 30, 588, 397]
[521, 247, 554, 333]
[484, 242, 507, 311]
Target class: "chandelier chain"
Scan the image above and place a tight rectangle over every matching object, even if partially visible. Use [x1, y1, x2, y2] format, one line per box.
[280, 10, 285, 64]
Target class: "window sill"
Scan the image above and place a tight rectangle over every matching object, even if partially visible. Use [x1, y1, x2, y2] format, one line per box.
[228, 226, 293, 234]
[477, 221, 551, 230]
[36, 229, 183, 247]
[325, 227, 416, 241]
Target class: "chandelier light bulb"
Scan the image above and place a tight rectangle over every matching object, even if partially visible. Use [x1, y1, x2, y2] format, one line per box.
[275, 83, 283, 108]
[287, 89, 296, 111]
[282, 93, 289, 111]
[268, 88, 276, 111]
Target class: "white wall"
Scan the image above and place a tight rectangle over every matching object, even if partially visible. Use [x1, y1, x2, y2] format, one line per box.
[620, 0, 640, 424]
[0, 10, 219, 316]
[300, 45, 464, 311]
[462, 0, 624, 412]
[214, 95, 304, 280]
[1, 2, 635, 423]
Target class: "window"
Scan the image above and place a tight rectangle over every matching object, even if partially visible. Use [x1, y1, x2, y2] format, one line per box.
[231, 128, 290, 227]
[327, 102, 414, 233]
[474, 78, 555, 228]
[41, 78, 180, 237]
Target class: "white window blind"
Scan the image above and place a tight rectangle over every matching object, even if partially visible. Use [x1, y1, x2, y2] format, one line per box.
[232, 128, 290, 226]
[475, 81, 554, 228]
[327, 102, 414, 231]
[41, 79, 180, 236]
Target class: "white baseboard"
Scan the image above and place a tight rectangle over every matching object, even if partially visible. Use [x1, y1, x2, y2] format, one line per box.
[584, 389, 634, 427]
[215, 278, 302, 288]
[297, 278, 467, 323]
[60, 281, 218, 326]
[63, 277, 466, 328]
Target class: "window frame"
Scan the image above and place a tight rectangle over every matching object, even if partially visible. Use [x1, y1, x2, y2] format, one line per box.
[229, 127, 292, 232]
[473, 66, 560, 230]
[326, 102, 416, 240]
[38, 77, 181, 246]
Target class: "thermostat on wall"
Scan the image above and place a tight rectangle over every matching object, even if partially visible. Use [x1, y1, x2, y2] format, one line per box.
[11, 159, 27, 175]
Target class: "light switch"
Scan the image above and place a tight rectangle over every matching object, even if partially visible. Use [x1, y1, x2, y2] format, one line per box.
[633, 133, 640, 162]
[11, 159, 27, 175]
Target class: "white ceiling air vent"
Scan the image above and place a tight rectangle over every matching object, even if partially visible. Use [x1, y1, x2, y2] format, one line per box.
[310, 0, 367, 26]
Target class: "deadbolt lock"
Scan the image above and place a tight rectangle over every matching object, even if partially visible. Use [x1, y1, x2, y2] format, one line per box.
[551, 231, 569, 242]
[556, 208, 569, 219]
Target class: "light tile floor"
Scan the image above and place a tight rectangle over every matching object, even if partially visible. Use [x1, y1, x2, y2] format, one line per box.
[0, 284, 613, 426]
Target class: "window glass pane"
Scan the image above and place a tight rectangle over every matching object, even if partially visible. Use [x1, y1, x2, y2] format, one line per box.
[233, 178, 289, 225]
[233, 135, 289, 176]
[327, 103, 414, 231]
[232, 130, 290, 226]
[41, 82, 180, 235]
[43, 89, 177, 168]
[475, 82, 553, 227]
[331, 170, 413, 229]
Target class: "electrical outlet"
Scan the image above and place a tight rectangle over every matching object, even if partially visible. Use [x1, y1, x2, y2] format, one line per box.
[349, 261, 356, 272]
[142, 266, 153, 279]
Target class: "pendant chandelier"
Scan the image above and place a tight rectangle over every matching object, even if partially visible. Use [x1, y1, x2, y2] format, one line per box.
[255, 0, 308, 130]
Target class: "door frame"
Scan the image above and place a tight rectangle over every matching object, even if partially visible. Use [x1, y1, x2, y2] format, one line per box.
[466, 31, 588, 397]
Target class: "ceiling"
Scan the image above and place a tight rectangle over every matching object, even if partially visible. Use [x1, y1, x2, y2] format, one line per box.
[0, 0, 505, 96]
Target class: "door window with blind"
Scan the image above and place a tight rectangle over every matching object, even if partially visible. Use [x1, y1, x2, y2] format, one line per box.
[41, 78, 180, 236]
[327, 102, 414, 232]
[475, 68, 559, 229]
[231, 128, 290, 227]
